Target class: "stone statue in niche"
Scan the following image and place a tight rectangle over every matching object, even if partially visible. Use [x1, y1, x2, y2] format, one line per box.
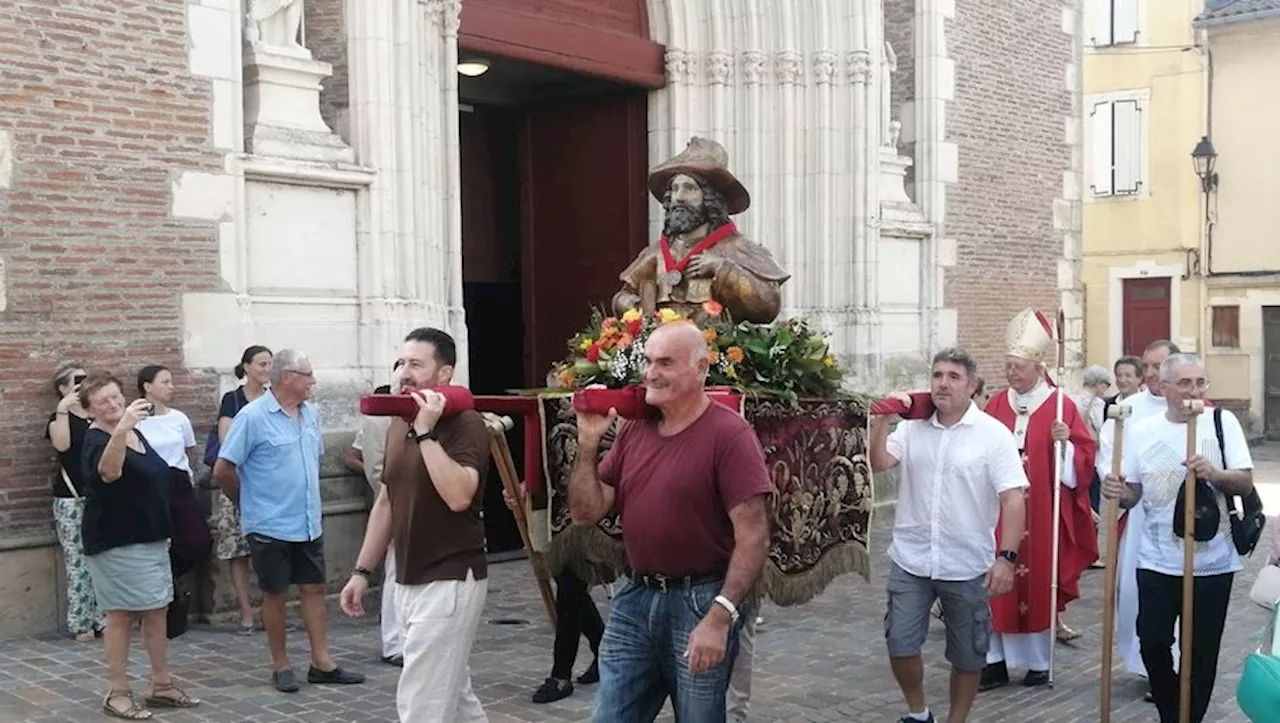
[613, 137, 790, 324]
[247, 0, 305, 52]
[882, 40, 897, 147]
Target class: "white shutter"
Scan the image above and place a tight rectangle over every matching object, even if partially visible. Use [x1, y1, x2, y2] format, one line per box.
[1088, 0, 1113, 46]
[1112, 100, 1142, 194]
[1113, 0, 1139, 44]
[1090, 101, 1114, 196]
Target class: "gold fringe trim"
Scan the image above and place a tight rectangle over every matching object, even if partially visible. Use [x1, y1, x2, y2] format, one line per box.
[758, 541, 873, 607]
[544, 525, 628, 586]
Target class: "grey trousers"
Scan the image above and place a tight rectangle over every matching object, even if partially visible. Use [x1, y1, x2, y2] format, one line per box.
[727, 608, 757, 722]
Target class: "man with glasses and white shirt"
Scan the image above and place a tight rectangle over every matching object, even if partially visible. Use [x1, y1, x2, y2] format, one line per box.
[1101, 353, 1253, 723]
[871, 348, 1029, 723]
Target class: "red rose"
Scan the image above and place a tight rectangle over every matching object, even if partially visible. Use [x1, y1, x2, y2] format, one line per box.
[586, 342, 601, 363]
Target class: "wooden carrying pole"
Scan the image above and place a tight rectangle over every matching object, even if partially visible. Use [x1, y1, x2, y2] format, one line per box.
[1099, 404, 1131, 722]
[1180, 399, 1205, 723]
[482, 413, 558, 630]
[1048, 308, 1066, 687]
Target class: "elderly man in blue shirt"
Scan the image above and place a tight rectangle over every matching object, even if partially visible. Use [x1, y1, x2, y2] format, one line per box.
[214, 349, 364, 693]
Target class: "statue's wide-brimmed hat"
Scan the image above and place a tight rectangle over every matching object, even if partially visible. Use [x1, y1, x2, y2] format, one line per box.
[648, 137, 751, 215]
[1005, 307, 1057, 363]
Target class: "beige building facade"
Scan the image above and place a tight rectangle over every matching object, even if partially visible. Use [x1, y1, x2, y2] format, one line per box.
[1194, 0, 1280, 436]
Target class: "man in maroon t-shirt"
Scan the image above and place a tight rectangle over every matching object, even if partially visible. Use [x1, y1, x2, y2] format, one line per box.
[570, 321, 772, 723]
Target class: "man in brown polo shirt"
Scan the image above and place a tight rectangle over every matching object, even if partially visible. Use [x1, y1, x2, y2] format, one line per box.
[339, 327, 492, 723]
[570, 321, 772, 723]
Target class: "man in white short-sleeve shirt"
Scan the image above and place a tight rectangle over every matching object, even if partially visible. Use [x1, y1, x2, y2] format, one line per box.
[871, 348, 1029, 723]
[1101, 353, 1254, 723]
[342, 364, 402, 666]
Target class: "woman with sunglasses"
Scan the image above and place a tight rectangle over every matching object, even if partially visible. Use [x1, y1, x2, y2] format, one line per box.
[46, 360, 106, 642]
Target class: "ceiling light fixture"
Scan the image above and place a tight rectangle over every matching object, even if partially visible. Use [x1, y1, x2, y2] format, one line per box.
[457, 59, 491, 77]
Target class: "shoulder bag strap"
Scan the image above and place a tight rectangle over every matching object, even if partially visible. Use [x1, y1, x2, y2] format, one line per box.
[1213, 407, 1240, 508]
[59, 466, 81, 500]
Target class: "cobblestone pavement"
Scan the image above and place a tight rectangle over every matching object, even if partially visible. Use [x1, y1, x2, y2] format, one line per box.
[4, 447, 1280, 722]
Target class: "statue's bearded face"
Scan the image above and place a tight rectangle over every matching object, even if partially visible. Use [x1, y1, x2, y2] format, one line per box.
[662, 173, 731, 238]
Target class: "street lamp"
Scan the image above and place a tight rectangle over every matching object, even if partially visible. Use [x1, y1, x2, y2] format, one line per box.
[1191, 135, 1218, 193]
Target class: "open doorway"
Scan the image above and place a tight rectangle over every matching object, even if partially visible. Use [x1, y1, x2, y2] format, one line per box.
[459, 58, 649, 555]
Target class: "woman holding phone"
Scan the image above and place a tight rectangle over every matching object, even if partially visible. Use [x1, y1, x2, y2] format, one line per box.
[47, 360, 106, 642]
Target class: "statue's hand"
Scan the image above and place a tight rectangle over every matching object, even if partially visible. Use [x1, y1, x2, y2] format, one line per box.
[684, 254, 724, 279]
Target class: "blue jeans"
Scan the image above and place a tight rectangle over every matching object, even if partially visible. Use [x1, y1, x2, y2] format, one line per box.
[593, 577, 743, 723]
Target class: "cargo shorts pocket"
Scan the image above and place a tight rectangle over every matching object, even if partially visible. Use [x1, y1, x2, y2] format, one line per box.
[970, 605, 991, 657]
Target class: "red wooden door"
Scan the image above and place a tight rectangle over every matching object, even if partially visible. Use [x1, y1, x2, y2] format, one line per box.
[1121, 277, 1171, 356]
[519, 90, 649, 387]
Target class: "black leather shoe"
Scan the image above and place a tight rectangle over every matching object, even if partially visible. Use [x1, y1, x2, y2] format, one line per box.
[979, 662, 1009, 692]
[532, 678, 573, 704]
[1022, 670, 1050, 687]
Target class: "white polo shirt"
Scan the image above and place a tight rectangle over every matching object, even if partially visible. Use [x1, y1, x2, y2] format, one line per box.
[886, 400, 1030, 581]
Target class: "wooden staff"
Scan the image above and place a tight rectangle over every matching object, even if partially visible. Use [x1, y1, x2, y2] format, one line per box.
[1099, 403, 1132, 722]
[1049, 308, 1066, 687]
[482, 413, 558, 629]
[1180, 398, 1205, 723]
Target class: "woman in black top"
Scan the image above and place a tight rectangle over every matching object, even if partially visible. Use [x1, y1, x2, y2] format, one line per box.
[79, 373, 201, 719]
[46, 360, 105, 642]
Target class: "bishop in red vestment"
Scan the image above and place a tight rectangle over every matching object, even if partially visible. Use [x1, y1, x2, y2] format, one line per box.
[980, 308, 1098, 690]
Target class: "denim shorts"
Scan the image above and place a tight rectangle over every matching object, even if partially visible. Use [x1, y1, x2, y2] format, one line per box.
[884, 561, 991, 672]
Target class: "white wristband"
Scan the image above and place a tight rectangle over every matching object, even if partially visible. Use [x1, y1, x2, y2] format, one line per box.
[712, 594, 740, 623]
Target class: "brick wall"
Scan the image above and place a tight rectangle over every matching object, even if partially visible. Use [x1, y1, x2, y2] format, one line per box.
[945, 0, 1070, 379]
[0, 2, 221, 536]
[306, 0, 348, 140]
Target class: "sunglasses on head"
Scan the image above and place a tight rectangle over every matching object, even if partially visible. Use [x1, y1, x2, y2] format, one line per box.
[65, 373, 87, 386]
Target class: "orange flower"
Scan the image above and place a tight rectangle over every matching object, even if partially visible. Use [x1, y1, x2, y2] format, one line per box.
[707, 349, 720, 363]
[617, 333, 634, 348]
[702, 300, 724, 317]
[726, 346, 745, 363]
[702, 328, 717, 343]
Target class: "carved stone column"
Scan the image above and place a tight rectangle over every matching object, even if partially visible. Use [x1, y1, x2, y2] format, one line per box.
[346, 0, 469, 382]
[646, 0, 883, 381]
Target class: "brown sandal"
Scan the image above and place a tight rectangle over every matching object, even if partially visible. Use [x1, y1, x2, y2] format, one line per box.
[102, 690, 152, 720]
[144, 680, 200, 709]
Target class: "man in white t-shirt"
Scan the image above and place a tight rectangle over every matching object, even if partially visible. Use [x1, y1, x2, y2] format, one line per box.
[343, 364, 402, 666]
[1094, 339, 1179, 685]
[1101, 352, 1254, 723]
[871, 348, 1030, 723]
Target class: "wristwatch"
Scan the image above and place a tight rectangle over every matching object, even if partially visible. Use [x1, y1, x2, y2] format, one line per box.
[414, 428, 438, 444]
[997, 549, 1018, 565]
[352, 565, 373, 579]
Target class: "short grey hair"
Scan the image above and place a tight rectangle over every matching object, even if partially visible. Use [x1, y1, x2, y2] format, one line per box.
[1159, 353, 1203, 382]
[1082, 364, 1112, 387]
[269, 349, 310, 385]
[932, 347, 978, 379]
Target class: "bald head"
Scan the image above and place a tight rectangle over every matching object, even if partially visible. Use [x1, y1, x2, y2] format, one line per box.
[643, 320, 711, 408]
[648, 320, 709, 365]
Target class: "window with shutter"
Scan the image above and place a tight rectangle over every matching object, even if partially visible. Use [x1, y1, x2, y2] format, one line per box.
[1112, 0, 1140, 44]
[1087, 95, 1146, 199]
[1090, 102, 1114, 196]
[1113, 100, 1142, 195]
[1089, 0, 1113, 46]
[1213, 306, 1240, 348]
